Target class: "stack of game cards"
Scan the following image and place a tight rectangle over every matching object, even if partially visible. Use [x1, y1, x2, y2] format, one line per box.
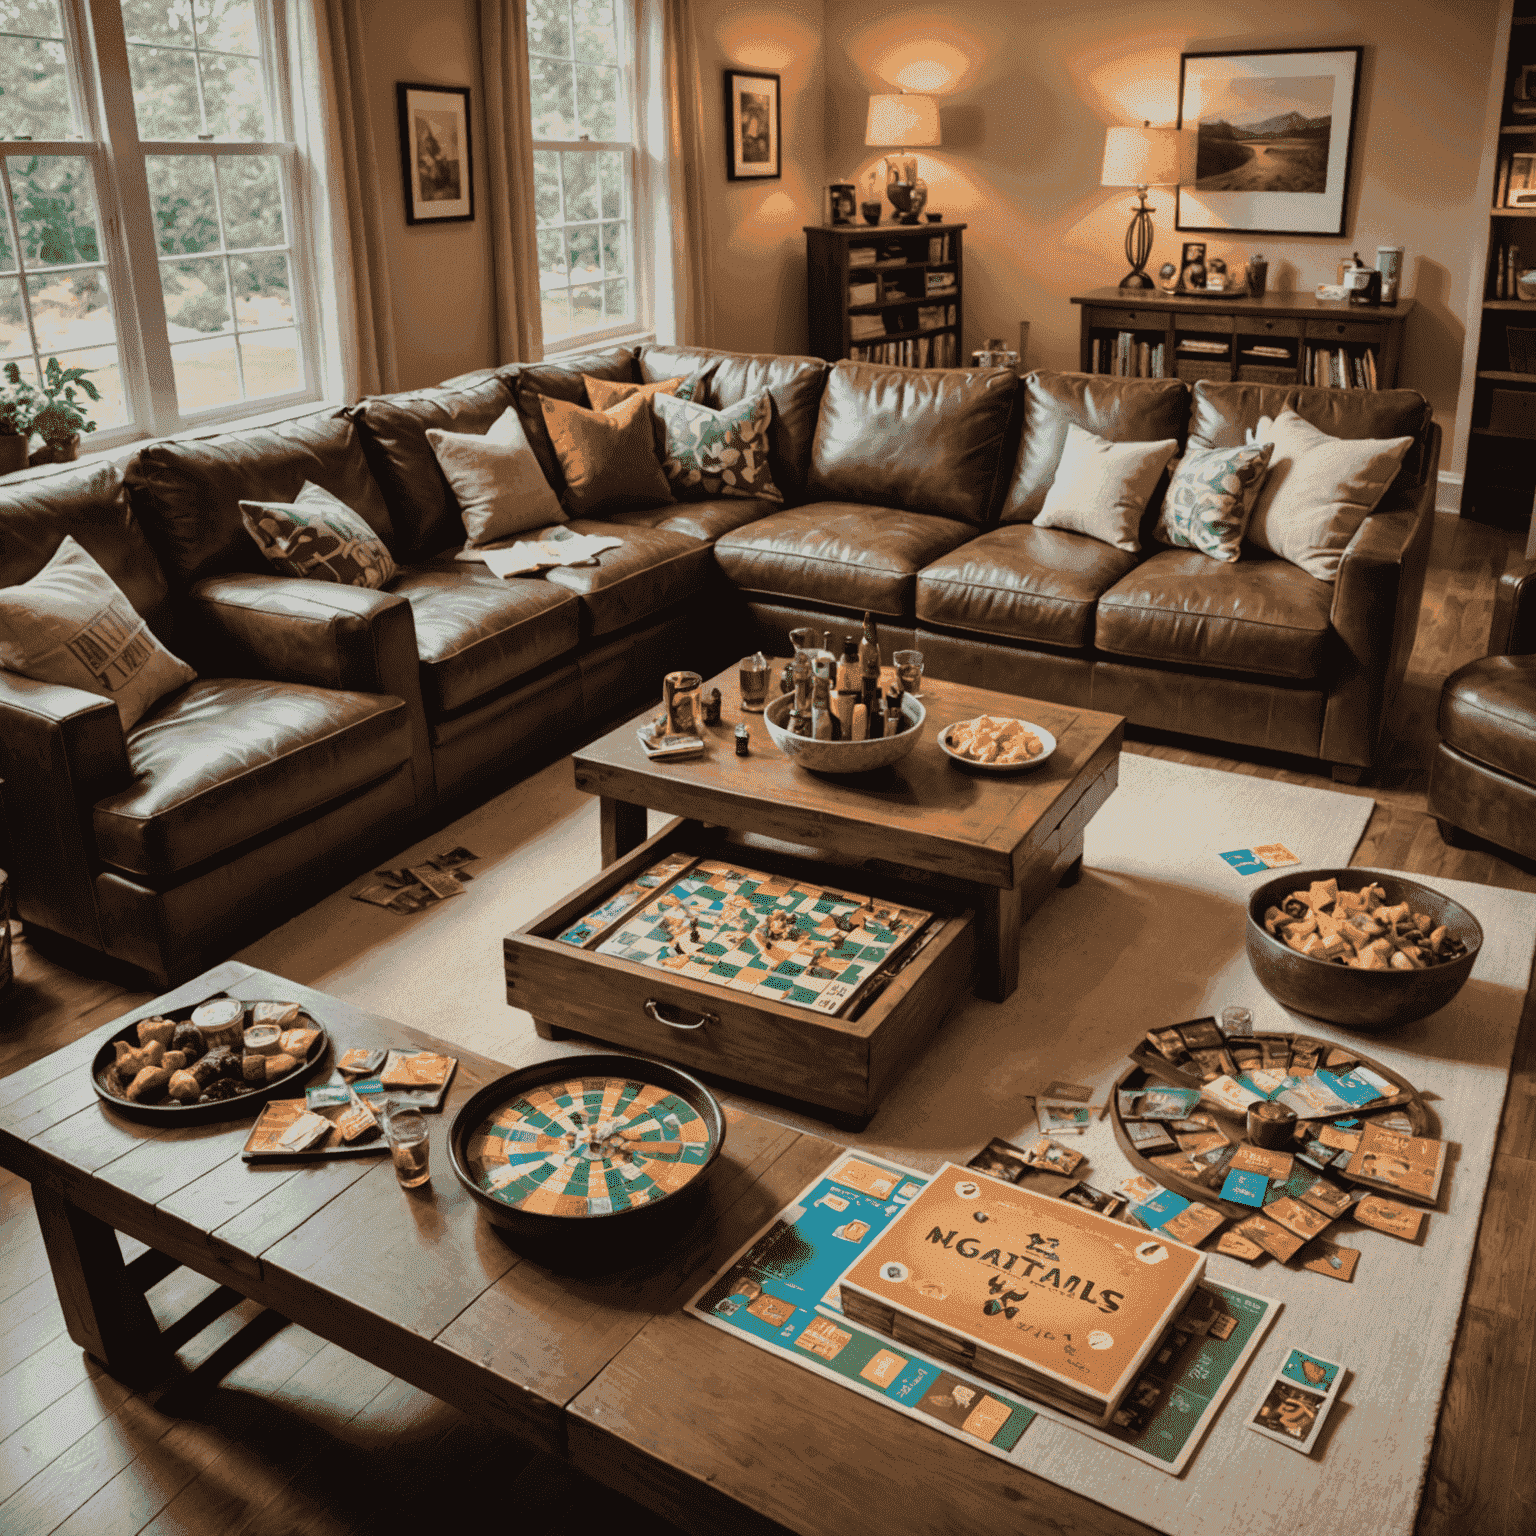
[352, 846, 479, 914]
[1246, 1346, 1345, 1455]
[967, 1135, 1123, 1218]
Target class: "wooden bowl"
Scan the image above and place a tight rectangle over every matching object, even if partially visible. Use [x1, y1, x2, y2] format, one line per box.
[763, 690, 924, 774]
[1246, 869, 1482, 1031]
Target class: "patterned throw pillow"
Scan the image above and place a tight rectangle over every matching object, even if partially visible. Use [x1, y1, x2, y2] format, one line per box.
[1154, 440, 1276, 562]
[240, 481, 398, 588]
[652, 389, 782, 502]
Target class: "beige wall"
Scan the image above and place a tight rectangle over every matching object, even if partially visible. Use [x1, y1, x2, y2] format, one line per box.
[694, 0, 826, 355]
[362, 0, 498, 390]
[821, 0, 1502, 469]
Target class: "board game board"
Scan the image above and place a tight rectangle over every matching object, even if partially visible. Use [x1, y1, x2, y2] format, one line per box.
[462, 1074, 716, 1217]
[586, 858, 930, 1016]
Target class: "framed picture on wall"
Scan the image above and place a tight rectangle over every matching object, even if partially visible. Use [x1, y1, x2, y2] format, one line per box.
[725, 70, 781, 181]
[1175, 46, 1362, 236]
[397, 82, 474, 225]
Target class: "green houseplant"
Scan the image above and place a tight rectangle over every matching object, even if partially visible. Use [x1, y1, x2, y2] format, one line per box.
[0, 363, 36, 476]
[27, 356, 100, 466]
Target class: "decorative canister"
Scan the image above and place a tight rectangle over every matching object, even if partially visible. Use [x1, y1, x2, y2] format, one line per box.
[828, 183, 856, 225]
[663, 669, 704, 735]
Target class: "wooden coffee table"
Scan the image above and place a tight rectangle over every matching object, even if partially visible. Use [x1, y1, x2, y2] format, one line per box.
[573, 664, 1124, 1002]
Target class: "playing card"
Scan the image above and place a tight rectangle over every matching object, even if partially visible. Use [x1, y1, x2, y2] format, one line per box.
[1126, 1120, 1178, 1154]
[408, 863, 466, 900]
[1115, 1173, 1164, 1206]
[1236, 1213, 1305, 1262]
[1300, 1240, 1360, 1282]
[352, 883, 405, 908]
[1214, 1229, 1264, 1262]
[1127, 1087, 1203, 1121]
[1263, 1195, 1332, 1242]
[1043, 1079, 1095, 1103]
[1298, 1179, 1355, 1220]
[1023, 1137, 1085, 1176]
[1246, 1347, 1344, 1454]
[429, 845, 479, 870]
[1221, 1169, 1269, 1208]
[1353, 1194, 1426, 1241]
[1161, 1201, 1226, 1248]
[1202, 1075, 1265, 1116]
[1230, 1145, 1293, 1181]
[1036, 1101, 1093, 1136]
[967, 1137, 1031, 1182]
[1251, 842, 1300, 868]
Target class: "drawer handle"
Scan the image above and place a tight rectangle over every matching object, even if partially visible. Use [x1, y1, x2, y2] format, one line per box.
[644, 998, 717, 1031]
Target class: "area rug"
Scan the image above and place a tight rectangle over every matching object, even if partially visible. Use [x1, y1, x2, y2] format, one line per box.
[239, 755, 1536, 1536]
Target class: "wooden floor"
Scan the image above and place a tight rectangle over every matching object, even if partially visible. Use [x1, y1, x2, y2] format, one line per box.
[1, 512, 1532, 1536]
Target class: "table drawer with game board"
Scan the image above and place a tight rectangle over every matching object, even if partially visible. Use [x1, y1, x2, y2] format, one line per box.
[503, 819, 976, 1127]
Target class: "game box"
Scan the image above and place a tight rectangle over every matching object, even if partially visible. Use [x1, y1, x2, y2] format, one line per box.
[503, 824, 976, 1126]
[837, 1164, 1206, 1424]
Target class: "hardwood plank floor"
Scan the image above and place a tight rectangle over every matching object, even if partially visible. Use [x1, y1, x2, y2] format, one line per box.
[0, 513, 1530, 1536]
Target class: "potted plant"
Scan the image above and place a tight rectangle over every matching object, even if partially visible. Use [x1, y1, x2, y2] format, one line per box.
[27, 356, 100, 467]
[0, 362, 36, 477]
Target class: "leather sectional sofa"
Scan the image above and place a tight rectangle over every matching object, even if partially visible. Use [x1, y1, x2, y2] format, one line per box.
[0, 343, 1439, 983]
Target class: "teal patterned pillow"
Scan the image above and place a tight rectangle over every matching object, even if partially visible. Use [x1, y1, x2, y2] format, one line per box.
[652, 389, 782, 502]
[240, 481, 398, 588]
[1154, 441, 1275, 562]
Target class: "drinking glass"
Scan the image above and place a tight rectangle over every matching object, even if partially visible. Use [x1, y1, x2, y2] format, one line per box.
[738, 653, 771, 712]
[1220, 1005, 1254, 1037]
[893, 649, 924, 697]
[384, 1105, 431, 1188]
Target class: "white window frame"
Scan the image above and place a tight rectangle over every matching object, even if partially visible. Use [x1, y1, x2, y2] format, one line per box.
[0, 0, 324, 451]
[528, 0, 653, 356]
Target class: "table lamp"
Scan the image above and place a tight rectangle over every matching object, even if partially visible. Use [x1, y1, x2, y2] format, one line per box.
[1100, 122, 1195, 289]
[865, 92, 941, 223]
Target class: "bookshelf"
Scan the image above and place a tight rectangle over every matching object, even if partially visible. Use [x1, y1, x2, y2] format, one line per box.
[1071, 289, 1412, 392]
[805, 222, 965, 367]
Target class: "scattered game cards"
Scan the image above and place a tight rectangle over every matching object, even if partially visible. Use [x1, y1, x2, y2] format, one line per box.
[1042, 1080, 1095, 1103]
[1036, 1100, 1094, 1136]
[1343, 1122, 1449, 1205]
[1221, 1170, 1269, 1208]
[1235, 1212, 1305, 1262]
[1124, 1087, 1203, 1121]
[1126, 1120, 1178, 1155]
[1353, 1194, 1426, 1241]
[1058, 1181, 1123, 1217]
[1161, 1201, 1227, 1248]
[1023, 1137, 1085, 1176]
[1215, 1229, 1265, 1262]
[968, 1137, 1032, 1182]
[1202, 1076, 1265, 1116]
[1230, 1145, 1293, 1181]
[1300, 1240, 1360, 1282]
[1219, 843, 1301, 876]
[1246, 1347, 1344, 1454]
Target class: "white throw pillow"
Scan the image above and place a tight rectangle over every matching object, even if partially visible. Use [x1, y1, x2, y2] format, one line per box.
[0, 535, 195, 729]
[1035, 423, 1179, 552]
[1245, 407, 1412, 581]
[427, 407, 565, 547]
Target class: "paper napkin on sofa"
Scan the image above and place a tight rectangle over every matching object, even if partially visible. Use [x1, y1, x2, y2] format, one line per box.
[454, 526, 621, 577]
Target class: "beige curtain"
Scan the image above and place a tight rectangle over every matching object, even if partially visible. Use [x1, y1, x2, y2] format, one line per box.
[298, 0, 399, 398]
[640, 0, 715, 347]
[480, 0, 545, 365]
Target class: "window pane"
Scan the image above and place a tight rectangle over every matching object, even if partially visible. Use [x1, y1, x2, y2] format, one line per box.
[216, 155, 284, 247]
[238, 324, 299, 397]
[145, 154, 219, 253]
[0, 277, 29, 354]
[0, 199, 12, 271]
[526, 0, 572, 59]
[598, 151, 623, 218]
[46, 342, 126, 427]
[570, 0, 618, 64]
[541, 289, 572, 341]
[561, 151, 597, 221]
[129, 44, 202, 138]
[162, 254, 231, 334]
[530, 56, 576, 139]
[575, 65, 618, 141]
[193, 0, 258, 55]
[533, 151, 561, 227]
[170, 332, 238, 407]
[570, 282, 601, 332]
[8, 156, 101, 268]
[230, 250, 290, 328]
[121, 0, 195, 46]
[0, 33, 74, 141]
[198, 51, 268, 139]
[566, 224, 598, 281]
[600, 220, 625, 275]
[603, 277, 627, 319]
[26, 267, 114, 356]
[537, 228, 565, 283]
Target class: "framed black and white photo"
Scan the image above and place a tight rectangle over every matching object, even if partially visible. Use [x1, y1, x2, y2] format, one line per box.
[397, 82, 474, 225]
[725, 70, 781, 181]
[1175, 47, 1362, 236]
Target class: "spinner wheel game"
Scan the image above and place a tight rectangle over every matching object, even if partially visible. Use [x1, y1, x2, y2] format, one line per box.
[450, 1054, 727, 1257]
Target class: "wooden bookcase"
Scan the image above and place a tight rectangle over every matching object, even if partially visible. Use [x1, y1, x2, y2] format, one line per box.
[805, 221, 966, 367]
[1071, 288, 1413, 392]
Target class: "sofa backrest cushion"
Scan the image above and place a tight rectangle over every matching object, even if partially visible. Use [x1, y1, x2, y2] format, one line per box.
[807, 361, 1018, 526]
[0, 459, 179, 643]
[999, 372, 1190, 527]
[501, 346, 640, 497]
[347, 374, 514, 561]
[640, 344, 828, 506]
[1188, 381, 1434, 487]
[127, 410, 390, 592]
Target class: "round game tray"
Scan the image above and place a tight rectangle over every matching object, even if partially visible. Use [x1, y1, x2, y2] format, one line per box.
[91, 998, 328, 1125]
[1111, 1033, 1434, 1224]
[449, 1054, 727, 1245]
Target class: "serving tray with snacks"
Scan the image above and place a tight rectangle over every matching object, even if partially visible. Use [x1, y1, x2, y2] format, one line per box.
[938, 715, 1057, 773]
[91, 995, 328, 1124]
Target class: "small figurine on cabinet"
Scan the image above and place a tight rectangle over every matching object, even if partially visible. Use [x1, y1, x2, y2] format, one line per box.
[702, 687, 722, 726]
[1156, 261, 1179, 294]
[1206, 257, 1228, 292]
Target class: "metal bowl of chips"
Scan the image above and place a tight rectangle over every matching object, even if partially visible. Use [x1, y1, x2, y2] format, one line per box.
[763, 690, 925, 774]
[939, 716, 1057, 773]
[1246, 868, 1481, 1031]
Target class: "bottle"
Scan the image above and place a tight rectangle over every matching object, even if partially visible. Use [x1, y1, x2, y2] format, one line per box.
[885, 686, 904, 735]
[837, 637, 860, 693]
[790, 672, 813, 736]
[811, 672, 836, 740]
[852, 703, 869, 741]
[859, 611, 881, 689]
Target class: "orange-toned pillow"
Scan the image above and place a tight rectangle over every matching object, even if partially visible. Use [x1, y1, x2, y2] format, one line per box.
[583, 374, 686, 411]
[539, 392, 673, 517]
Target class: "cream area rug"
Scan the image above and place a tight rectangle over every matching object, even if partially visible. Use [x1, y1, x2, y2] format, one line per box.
[239, 755, 1536, 1536]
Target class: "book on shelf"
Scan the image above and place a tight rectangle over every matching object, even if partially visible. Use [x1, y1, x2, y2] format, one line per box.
[850, 332, 956, 367]
[848, 245, 877, 267]
[1090, 332, 1164, 378]
[926, 233, 952, 262]
[848, 313, 886, 342]
[917, 304, 946, 329]
[848, 281, 878, 305]
[925, 271, 956, 295]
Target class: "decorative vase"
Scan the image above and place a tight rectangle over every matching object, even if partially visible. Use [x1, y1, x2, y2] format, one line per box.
[860, 201, 882, 225]
[28, 434, 79, 468]
[0, 434, 27, 476]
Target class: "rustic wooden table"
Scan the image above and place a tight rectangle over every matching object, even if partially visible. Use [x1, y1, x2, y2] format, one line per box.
[572, 666, 1124, 1002]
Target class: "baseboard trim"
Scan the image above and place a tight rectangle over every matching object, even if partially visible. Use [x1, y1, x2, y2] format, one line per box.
[1436, 471, 1463, 514]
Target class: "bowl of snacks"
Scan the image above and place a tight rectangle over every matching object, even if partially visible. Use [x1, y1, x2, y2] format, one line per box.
[939, 715, 1057, 773]
[1246, 869, 1481, 1030]
[763, 690, 925, 774]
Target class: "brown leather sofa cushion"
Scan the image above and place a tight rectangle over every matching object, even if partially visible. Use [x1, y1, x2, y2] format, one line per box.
[603, 495, 778, 544]
[640, 344, 829, 506]
[1096, 549, 1335, 680]
[715, 503, 976, 618]
[347, 375, 516, 562]
[391, 558, 581, 716]
[917, 522, 1139, 649]
[998, 373, 1190, 526]
[807, 362, 1018, 526]
[540, 520, 716, 637]
[128, 410, 392, 590]
[502, 346, 640, 496]
[1439, 654, 1536, 787]
[2, 460, 179, 645]
[93, 678, 410, 880]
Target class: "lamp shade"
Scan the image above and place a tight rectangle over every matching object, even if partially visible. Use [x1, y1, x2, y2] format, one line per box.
[1100, 125, 1196, 187]
[864, 93, 941, 148]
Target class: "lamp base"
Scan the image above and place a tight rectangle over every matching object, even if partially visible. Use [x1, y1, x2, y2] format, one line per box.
[1118, 270, 1155, 290]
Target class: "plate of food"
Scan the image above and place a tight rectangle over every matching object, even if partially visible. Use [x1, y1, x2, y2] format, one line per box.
[91, 996, 328, 1124]
[939, 715, 1057, 773]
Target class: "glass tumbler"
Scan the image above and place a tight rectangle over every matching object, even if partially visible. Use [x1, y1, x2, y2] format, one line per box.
[893, 649, 924, 697]
[384, 1105, 431, 1188]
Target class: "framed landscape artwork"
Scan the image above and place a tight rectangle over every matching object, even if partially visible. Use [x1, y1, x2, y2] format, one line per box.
[397, 82, 474, 225]
[725, 70, 781, 181]
[1175, 47, 1362, 235]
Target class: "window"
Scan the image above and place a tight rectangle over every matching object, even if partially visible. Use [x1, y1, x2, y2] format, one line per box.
[526, 0, 641, 349]
[0, 0, 318, 447]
